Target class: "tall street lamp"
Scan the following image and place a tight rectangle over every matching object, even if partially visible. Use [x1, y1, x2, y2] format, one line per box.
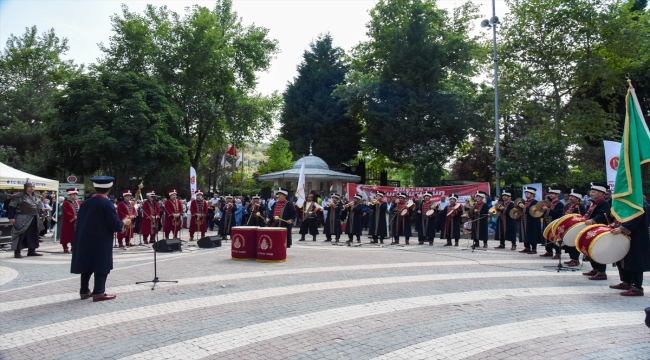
[481, 0, 501, 196]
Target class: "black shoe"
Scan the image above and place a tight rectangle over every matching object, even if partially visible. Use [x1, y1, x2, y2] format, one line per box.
[14, 252, 22, 258]
[299, 239, 305, 241]
[27, 252, 43, 256]
[324, 239, 331, 242]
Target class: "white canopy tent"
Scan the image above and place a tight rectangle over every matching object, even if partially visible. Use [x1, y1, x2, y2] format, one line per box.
[0, 162, 59, 191]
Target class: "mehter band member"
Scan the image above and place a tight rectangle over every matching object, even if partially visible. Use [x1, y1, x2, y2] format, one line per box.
[247, 194, 267, 227]
[519, 186, 542, 254]
[71, 176, 130, 301]
[324, 193, 342, 243]
[540, 186, 565, 258]
[368, 191, 388, 244]
[269, 188, 295, 248]
[190, 190, 208, 241]
[344, 193, 363, 244]
[494, 191, 516, 250]
[582, 182, 612, 280]
[608, 210, 650, 296]
[116, 190, 136, 248]
[471, 191, 489, 249]
[7, 179, 44, 258]
[219, 195, 235, 240]
[60, 187, 81, 253]
[392, 193, 412, 245]
[299, 193, 321, 242]
[418, 191, 438, 246]
[562, 189, 586, 267]
[141, 190, 160, 244]
[443, 193, 463, 246]
[164, 189, 182, 239]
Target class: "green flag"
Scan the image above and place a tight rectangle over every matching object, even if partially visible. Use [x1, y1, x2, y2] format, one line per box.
[611, 83, 650, 222]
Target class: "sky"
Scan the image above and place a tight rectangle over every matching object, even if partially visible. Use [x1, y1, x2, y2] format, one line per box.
[0, 0, 505, 97]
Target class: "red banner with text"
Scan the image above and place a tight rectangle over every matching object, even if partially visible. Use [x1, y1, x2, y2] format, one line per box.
[345, 183, 490, 202]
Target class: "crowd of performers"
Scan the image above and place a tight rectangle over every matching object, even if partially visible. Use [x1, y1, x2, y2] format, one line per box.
[6, 179, 649, 298]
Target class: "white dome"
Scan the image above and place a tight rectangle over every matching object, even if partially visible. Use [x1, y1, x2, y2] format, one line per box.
[293, 155, 329, 170]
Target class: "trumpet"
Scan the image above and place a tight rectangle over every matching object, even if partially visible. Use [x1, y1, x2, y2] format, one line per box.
[325, 201, 337, 208]
[370, 199, 381, 206]
[343, 201, 357, 209]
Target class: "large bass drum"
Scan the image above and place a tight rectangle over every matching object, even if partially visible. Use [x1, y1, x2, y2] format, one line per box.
[576, 225, 630, 264]
[554, 214, 586, 247]
[543, 218, 561, 242]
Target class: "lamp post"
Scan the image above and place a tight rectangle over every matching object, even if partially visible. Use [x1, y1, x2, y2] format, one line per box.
[481, 0, 500, 196]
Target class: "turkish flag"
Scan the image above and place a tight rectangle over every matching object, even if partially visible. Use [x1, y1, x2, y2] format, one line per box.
[226, 143, 237, 156]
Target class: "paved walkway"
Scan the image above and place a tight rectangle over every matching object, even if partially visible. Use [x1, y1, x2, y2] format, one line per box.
[0, 231, 648, 359]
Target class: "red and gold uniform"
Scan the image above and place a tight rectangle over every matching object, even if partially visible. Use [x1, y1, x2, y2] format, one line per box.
[141, 190, 160, 244]
[164, 189, 183, 239]
[116, 190, 136, 247]
[60, 187, 81, 253]
[189, 190, 208, 240]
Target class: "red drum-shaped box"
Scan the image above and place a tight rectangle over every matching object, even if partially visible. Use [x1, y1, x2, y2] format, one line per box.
[231, 226, 258, 261]
[543, 218, 561, 243]
[256, 227, 287, 263]
[554, 214, 586, 247]
[576, 225, 630, 264]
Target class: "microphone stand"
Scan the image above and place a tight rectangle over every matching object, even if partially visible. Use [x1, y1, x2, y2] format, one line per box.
[461, 214, 492, 252]
[135, 225, 178, 290]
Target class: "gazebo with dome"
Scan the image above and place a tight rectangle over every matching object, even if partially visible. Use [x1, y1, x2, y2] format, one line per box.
[257, 147, 360, 197]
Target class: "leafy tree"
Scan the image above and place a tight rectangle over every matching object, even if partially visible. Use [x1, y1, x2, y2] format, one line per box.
[50, 71, 187, 191]
[335, 0, 484, 185]
[449, 138, 495, 183]
[0, 26, 80, 175]
[280, 34, 360, 165]
[257, 136, 294, 175]
[497, 127, 569, 185]
[99, 1, 280, 171]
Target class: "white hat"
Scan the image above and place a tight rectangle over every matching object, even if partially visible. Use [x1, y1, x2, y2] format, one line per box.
[524, 186, 536, 194]
[275, 188, 288, 196]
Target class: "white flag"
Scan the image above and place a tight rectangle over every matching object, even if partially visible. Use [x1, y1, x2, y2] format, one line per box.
[603, 140, 621, 192]
[295, 157, 306, 208]
[221, 154, 229, 167]
[190, 166, 197, 199]
[235, 152, 244, 167]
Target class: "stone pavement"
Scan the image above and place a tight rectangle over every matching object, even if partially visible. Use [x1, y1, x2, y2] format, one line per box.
[0, 230, 648, 359]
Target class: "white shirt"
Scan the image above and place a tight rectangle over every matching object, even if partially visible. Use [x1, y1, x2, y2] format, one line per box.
[439, 199, 450, 210]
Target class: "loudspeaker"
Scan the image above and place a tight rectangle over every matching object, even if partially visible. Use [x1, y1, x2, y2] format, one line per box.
[197, 236, 221, 248]
[152, 238, 182, 252]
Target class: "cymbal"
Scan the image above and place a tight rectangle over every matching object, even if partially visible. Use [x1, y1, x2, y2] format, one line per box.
[513, 198, 524, 206]
[509, 207, 522, 220]
[529, 200, 551, 218]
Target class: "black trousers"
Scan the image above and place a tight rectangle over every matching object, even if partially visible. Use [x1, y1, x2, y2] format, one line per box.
[566, 246, 580, 260]
[545, 242, 561, 254]
[347, 234, 360, 241]
[617, 263, 644, 289]
[589, 258, 607, 273]
[80, 272, 108, 295]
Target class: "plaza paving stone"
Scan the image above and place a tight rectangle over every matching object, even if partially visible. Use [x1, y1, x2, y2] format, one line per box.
[0, 230, 648, 359]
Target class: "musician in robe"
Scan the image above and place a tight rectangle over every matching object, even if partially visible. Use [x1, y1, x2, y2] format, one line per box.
[540, 186, 565, 258]
[141, 190, 160, 244]
[392, 193, 413, 245]
[60, 187, 81, 253]
[246, 194, 267, 226]
[116, 190, 137, 248]
[413, 193, 424, 237]
[518, 186, 542, 254]
[344, 193, 363, 244]
[561, 189, 586, 267]
[368, 191, 388, 244]
[471, 191, 490, 249]
[417, 192, 438, 245]
[189, 190, 209, 241]
[494, 191, 516, 250]
[299, 193, 321, 242]
[219, 195, 236, 240]
[269, 188, 295, 248]
[581, 182, 612, 280]
[7, 179, 44, 258]
[608, 209, 650, 296]
[324, 193, 342, 243]
[443, 193, 463, 246]
[163, 189, 183, 239]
